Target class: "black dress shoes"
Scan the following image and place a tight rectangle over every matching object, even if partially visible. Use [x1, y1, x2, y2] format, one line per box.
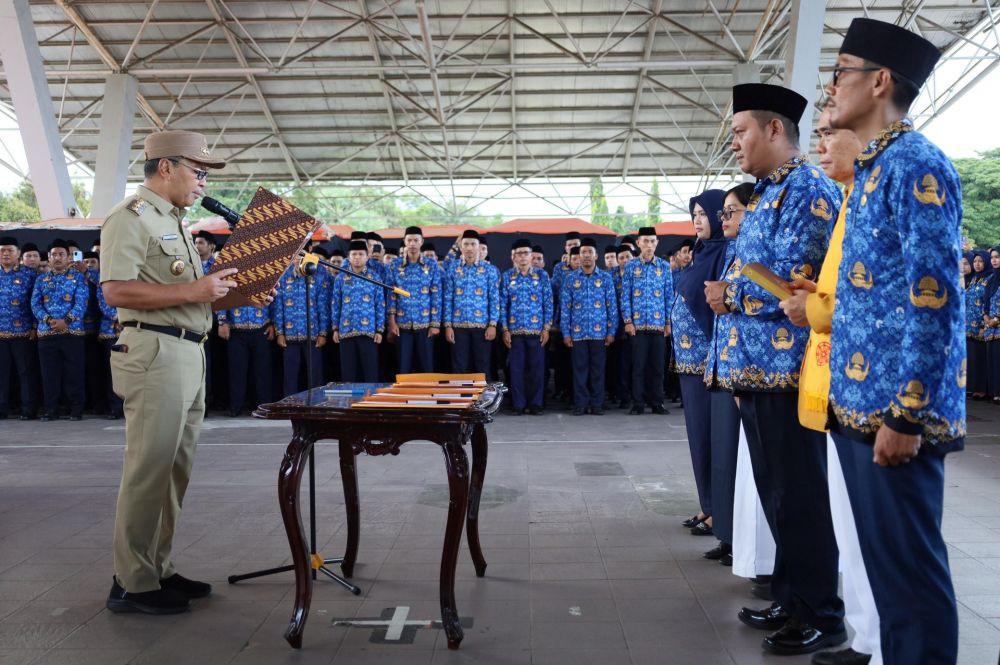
[160, 573, 212, 599]
[618, 399, 630, 409]
[629, 406, 644, 415]
[719, 552, 732, 566]
[591, 407, 604, 415]
[528, 406, 544, 415]
[509, 408, 524, 416]
[763, 619, 847, 656]
[106, 578, 189, 615]
[811, 648, 872, 665]
[681, 515, 704, 528]
[703, 542, 731, 560]
[690, 521, 714, 536]
[572, 407, 586, 416]
[738, 601, 789, 630]
[650, 404, 669, 415]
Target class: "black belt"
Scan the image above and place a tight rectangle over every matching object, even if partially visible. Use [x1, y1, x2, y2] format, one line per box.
[122, 321, 208, 344]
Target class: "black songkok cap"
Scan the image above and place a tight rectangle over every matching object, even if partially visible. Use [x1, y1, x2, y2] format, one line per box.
[49, 239, 69, 251]
[421, 241, 436, 252]
[330, 248, 345, 258]
[0, 236, 18, 247]
[569, 246, 581, 256]
[350, 231, 366, 241]
[367, 232, 383, 242]
[21, 242, 38, 253]
[82, 250, 99, 260]
[732, 83, 808, 125]
[461, 229, 481, 241]
[621, 235, 637, 245]
[580, 237, 597, 249]
[839, 18, 940, 89]
[637, 227, 657, 237]
[604, 244, 618, 254]
[531, 245, 544, 254]
[512, 239, 532, 251]
[312, 247, 330, 258]
[348, 240, 368, 252]
[404, 226, 423, 237]
[384, 246, 398, 255]
[565, 231, 581, 241]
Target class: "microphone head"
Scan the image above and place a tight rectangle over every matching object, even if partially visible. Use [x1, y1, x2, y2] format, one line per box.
[200, 196, 240, 225]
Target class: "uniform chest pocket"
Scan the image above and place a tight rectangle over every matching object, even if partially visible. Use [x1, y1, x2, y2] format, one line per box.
[155, 239, 191, 281]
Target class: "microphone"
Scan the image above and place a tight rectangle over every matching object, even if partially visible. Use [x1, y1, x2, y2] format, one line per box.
[200, 197, 241, 227]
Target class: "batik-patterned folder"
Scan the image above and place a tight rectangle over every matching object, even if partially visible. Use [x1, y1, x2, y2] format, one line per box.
[208, 187, 316, 310]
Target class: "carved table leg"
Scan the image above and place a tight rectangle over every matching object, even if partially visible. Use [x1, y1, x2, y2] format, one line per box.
[339, 438, 360, 578]
[279, 430, 315, 649]
[440, 438, 470, 650]
[467, 424, 488, 577]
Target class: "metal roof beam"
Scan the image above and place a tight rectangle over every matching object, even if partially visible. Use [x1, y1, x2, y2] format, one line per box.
[622, 0, 662, 179]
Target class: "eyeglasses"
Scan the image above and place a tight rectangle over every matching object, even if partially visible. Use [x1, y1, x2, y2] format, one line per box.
[718, 206, 745, 222]
[169, 159, 208, 181]
[830, 66, 881, 87]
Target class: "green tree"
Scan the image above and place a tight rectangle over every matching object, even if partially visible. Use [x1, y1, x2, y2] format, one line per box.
[647, 178, 661, 225]
[954, 148, 1000, 248]
[589, 177, 610, 228]
[0, 180, 91, 221]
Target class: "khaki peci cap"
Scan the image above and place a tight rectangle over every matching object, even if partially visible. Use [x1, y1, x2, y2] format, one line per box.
[144, 130, 226, 169]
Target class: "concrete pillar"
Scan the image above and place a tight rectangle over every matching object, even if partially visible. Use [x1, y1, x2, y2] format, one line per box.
[91, 74, 138, 216]
[0, 0, 79, 219]
[784, 0, 826, 149]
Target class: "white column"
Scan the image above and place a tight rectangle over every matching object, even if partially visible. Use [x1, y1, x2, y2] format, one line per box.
[784, 0, 826, 148]
[0, 0, 79, 219]
[91, 74, 138, 216]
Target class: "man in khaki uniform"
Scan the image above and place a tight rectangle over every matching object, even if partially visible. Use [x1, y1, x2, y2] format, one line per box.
[101, 130, 239, 615]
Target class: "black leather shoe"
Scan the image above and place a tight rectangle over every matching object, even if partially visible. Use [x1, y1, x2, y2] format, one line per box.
[618, 400, 630, 409]
[591, 407, 604, 415]
[160, 573, 212, 599]
[681, 515, 704, 528]
[19, 414, 35, 421]
[106, 412, 122, 420]
[40, 414, 54, 422]
[572, 408, 586, 416]
[69, 415, 82, 421]
[719, 552, 733, 566]
[738, 602, 788, 630]
[763, 620, 846, 656]
[650, 404, 669, 415]
[690, 521, 714, 536]
[703, 542, 731, 560]
[629, 406, 644, 415]
[509, 408, 524, 416]
[528, 406, 544, 415]
[751, 581, 775, 601]
[750, 575, 772, 585]
[106, 578, 190, 615]
[811, 647, 872, 665]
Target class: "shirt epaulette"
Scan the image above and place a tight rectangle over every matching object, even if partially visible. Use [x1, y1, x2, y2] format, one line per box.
[125, 197, 149, 216]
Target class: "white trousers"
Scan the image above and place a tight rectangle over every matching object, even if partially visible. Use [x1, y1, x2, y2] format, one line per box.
[731, 422, 776, 578]
[826, 434, 882, 662]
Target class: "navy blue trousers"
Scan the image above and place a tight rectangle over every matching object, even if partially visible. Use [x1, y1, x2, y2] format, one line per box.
[340, 336, 379, 383]
[571, 339, 605, 409]
[451, 328, 490, 374]
[709, 389, 740, 544]
[38, 335, 85, 417]
[508, 334, 545, 410]
[630, 332, 665, 407]
[397, 329, 434, 374]
[616, 335, 632, 404]
[0, 337, 37, 416]
[282, 341, 323, 397]
[833, 433, 958, 664]
[738, 391, 844, 633]
[100, 339, 124, 416]
[679, 373, 713, 516]
[228, 328, 272, 411]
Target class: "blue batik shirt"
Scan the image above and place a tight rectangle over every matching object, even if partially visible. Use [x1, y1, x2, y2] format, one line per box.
[559, 267, 618, 342]
[724, 157, 839, 392]
[965, 277, 989, 341]
[331, 267, 385, 339]
[217, 305, 270, 329]
[987, 285, 1000, 343]
[443, 259, 499, 329]
[619, 255, 673, 332]
[830, 121, 965, 447]
[389, 256, 442, 330]
[271, 265, 330, 341]
[0, 265, 36, 338]
[550, 261, 574, 331]
[703, 243, 739, 390]
[96, 284, 118, 340]
[500, 266, 553, 335]
[670, 293, 709, 376]
[31, 269, 89, 336]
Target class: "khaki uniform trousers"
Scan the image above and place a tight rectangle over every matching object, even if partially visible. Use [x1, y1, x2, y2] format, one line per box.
[111, 326, 205, 593]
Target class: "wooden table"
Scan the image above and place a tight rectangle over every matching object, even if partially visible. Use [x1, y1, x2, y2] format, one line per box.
[253, 382, 504, 650]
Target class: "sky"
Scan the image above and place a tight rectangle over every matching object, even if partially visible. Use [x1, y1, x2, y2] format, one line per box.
[1, 65, 997, 221]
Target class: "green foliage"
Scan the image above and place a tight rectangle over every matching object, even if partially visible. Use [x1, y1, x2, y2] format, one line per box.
[647, 179, 661, 225]
[0, 180, 91, 222]
[954, 148, 1000, 249]
[589, 177, 610, 228]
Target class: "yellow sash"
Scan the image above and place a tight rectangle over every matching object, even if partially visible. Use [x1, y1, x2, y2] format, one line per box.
[798, 186, 851, 432]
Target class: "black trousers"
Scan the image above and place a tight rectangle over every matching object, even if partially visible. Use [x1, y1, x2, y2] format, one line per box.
[0, 337, 37, 416]
[605, 335, 620, 401]
[570, 339, 606, 409]
[100, 339, 124, 416]
[679, 374, 712, 516]
[508, 334, 545, 410]
[967, 337, 988, 394]
[738, 391, 844, 633]
[84, 334, 108, 413]
[616, 335, 632, 404]
[709, 389, 740, 545]
[397, 329, 434, 374]
[38, 335, 85, 417]
[988, 339, 1000, 398]
[228, 328, 273, 412]
[630, 331, 665, 407]
[282, 341, 323, 397]
[340, 336, 379, 382]
[450, 328, 490, 374]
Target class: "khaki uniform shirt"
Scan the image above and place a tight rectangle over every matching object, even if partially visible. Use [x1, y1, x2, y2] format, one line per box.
[100, 185, 211, 333]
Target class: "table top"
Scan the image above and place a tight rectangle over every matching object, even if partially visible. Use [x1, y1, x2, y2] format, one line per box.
[253, 382, 506, 424]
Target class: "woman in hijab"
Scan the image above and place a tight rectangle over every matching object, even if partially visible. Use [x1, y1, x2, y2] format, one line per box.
[967, 251, 993, 399]
[984, 246, 1000, 403]
[672, 189, 727, 540]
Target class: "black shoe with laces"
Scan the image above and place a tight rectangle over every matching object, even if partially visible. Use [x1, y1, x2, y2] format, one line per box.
[106, 577, 190, 615]
[811, 647, 872, 665]
[703, 542, 731, 560]
[763, 619, 847, 656]
[738, 601, 789, 630]
[160, 573, 212, 599]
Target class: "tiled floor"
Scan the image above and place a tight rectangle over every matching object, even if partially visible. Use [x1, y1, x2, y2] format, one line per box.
[1, 400, 998, 665]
